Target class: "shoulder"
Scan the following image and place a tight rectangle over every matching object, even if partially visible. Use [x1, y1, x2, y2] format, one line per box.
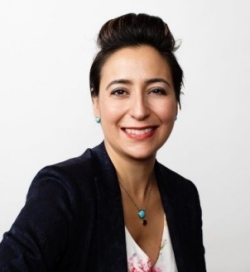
[156, 161, 200, 200]
[28, 143, 106, 201]
[156, 162, 204, 233]
[37, 147, 94, 179]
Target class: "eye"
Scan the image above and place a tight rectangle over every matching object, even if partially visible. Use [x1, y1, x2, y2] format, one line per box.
[110, 89, 128, 96]
[149, 88, 167, 95]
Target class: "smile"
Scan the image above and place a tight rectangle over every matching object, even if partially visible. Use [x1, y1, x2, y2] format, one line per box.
[124, 128, 154, 135]
[122, 127, 157, 139]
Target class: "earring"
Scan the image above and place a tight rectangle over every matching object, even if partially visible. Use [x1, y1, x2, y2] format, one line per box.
[174, 116, 177, 121]
[95, 117, 101, 123]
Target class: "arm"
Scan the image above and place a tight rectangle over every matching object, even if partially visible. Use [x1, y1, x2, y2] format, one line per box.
[0, 167, 77, 271]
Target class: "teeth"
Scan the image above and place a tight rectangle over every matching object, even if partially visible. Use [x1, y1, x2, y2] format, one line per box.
[125, 128, 153, 135]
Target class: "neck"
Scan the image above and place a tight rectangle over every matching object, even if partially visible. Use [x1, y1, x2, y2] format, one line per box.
[105, 143, 156, 196]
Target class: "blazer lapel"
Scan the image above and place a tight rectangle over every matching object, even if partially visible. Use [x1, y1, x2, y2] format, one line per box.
[155, 162, 186, 272]
[92, 143, 127, 272]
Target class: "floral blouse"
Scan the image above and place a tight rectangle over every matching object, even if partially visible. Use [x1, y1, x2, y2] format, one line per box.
[125, 217, 178, 272]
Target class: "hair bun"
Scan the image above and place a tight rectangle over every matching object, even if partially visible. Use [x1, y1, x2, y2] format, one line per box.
[97, 13, 176, 53]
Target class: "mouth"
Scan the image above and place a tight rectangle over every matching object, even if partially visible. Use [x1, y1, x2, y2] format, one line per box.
[124, 127, 154, 135]
[121, 127, 157, 139]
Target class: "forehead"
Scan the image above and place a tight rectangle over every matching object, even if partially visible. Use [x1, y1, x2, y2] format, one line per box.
[100, 45, 173, 85]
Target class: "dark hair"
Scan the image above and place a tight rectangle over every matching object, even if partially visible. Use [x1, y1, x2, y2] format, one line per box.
[89, 13, 183, 106]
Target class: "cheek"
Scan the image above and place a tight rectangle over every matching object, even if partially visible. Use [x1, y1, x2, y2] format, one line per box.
[99, 97, 126, 116]
[99, 100, 125, 126]
[156, 101, 177, 122]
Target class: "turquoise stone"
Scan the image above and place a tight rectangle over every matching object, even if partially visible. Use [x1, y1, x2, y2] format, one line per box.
[138, 209, 146, 219]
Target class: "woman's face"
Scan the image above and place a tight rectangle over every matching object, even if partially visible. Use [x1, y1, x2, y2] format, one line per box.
[93, 45, 177, 161]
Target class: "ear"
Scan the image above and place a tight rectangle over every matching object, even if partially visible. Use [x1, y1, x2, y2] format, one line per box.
[92, 95, 100, 118]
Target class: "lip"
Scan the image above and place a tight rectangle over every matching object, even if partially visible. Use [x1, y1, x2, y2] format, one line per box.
[121, 126, 157, 140]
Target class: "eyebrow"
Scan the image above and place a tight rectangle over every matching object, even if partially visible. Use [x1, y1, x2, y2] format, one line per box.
[105, 78, 171, 90]
[106, 79, 131, 90]
[146, 78, 171, 87]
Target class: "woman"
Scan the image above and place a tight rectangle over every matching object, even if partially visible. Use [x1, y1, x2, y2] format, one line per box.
[0, 13, 206, 271]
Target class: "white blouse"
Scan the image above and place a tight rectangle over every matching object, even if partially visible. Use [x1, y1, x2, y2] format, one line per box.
[125, 217, 178, 272]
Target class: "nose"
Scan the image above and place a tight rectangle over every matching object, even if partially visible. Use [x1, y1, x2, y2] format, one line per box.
[129, 93, 150, 120]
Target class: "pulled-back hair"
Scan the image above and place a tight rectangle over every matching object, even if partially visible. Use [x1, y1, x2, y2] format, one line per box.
[89, 13, 183, 106]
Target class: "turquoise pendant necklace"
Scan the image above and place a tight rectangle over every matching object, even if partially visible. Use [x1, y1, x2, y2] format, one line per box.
[119, 176, 154, 226]
[138, 209, 147, 226]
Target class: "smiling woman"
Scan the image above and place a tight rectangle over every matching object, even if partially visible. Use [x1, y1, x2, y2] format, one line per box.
[0, 13, 207, 272]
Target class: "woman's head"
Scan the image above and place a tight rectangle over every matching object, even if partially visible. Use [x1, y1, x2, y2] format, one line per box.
[89, 13, 183, 106]
[92, 44, 177, 160]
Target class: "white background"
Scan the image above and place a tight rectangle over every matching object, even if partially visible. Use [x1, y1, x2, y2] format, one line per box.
[0, 0, 250, 271]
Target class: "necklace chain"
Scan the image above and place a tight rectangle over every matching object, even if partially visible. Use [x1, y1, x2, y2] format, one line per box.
[119, 173, 155, 226]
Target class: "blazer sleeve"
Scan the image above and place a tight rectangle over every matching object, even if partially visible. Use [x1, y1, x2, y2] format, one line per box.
[0, 166, 78, 272]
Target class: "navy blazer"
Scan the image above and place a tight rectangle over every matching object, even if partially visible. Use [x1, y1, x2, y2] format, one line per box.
[0, 142, 206, 271]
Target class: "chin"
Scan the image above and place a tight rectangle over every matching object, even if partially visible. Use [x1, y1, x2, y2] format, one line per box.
[122, 147, 158, 161]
